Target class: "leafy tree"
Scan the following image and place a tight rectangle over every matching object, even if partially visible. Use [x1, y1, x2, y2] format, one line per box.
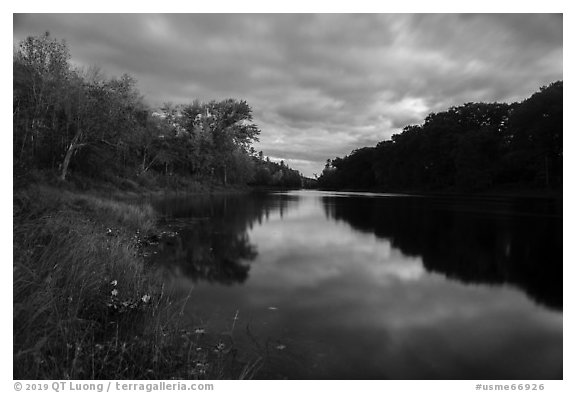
[169, 99, 261, 184]
[504, 81, 562, 188]
[13, 32, 71, 166]
[14, 33, 283, 190]
[319, 85, 561, 194]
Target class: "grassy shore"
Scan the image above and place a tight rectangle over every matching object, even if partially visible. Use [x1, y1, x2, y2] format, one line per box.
[13, 182, 259, 379]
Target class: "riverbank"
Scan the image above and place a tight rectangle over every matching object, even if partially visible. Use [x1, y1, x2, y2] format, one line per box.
[316, 185, 562, 200]
[13, 181, 259, 379]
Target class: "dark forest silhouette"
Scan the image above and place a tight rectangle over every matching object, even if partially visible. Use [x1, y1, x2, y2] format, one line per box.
[318, 82, 562, 194]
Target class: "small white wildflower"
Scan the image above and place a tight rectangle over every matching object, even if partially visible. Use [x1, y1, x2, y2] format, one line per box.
[194, 328, 205, 334]
[141, 294, 151, 303]
[110, 280, 118, 286]
[111, 289, 118, 297]
[276, 344, 286, 350]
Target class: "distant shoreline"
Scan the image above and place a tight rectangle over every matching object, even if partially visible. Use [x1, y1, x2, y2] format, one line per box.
[315, 187, 562, 200]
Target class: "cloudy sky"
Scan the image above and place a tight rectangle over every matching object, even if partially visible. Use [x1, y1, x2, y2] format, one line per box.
[13, 14, 562, 177]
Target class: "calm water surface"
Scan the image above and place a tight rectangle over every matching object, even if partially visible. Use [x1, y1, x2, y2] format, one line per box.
[151, 190, 562, 379]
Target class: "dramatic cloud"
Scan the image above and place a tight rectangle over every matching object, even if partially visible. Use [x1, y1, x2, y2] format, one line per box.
[13, 14, 562, 176]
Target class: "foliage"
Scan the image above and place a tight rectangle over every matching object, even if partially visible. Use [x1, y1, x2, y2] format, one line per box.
[248, 154, 303, 188]
[318, 82, 562, 193]
[13, 33, 310, 189]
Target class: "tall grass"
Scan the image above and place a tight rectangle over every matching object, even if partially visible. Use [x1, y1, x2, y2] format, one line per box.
[13, 185, 258, 379]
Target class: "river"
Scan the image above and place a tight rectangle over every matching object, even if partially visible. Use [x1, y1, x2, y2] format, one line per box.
[150, 190, 562, 379]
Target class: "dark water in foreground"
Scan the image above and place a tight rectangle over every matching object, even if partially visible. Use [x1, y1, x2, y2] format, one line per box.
[151, 190, 562, 379]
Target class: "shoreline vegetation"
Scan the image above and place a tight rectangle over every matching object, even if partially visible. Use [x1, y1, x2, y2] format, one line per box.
[13, 179, 263, 379]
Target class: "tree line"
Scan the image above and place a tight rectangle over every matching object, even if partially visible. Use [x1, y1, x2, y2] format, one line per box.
[13, 32, 305, 189]
[318, 81, 562, 193]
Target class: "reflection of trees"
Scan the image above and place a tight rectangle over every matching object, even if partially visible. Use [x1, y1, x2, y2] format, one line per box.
[323, 196, 562, 310]
[151, 193, 298, 285]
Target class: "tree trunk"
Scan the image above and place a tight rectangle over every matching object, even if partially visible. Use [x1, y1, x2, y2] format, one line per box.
[60, 131, 82, 181]
[60, 143, 75, 181]
[141, 150, 147, 173]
